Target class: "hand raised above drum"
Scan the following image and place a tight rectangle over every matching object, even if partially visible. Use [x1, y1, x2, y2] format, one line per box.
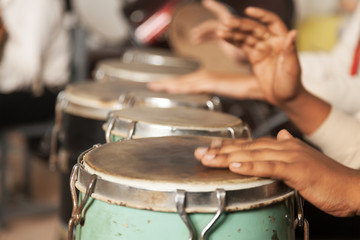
[213, 6, 332, 135]
[190, 0, 248, 62]
[195, 129, 360, 218]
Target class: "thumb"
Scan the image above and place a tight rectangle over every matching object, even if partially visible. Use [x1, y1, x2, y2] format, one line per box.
[277, 129, 293, 140]
[283, 30, 297, 53]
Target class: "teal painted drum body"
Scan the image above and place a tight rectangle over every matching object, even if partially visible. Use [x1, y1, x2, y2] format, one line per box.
[103, 107, 251, 142]
[70, 136, 295, 240]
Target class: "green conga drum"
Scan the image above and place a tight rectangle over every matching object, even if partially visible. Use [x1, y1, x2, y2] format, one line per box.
[103, 107, 250, 142]
[68, 136, 296, 240]
[52, 81, 221, 239]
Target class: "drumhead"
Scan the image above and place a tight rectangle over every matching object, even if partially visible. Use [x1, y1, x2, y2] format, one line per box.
[104, 107, 249, 138]
[94, 58, 197, 82]
[122, 47, 200, 70]
[60, 80, 220, 119]
[168, 2, 251, 74]
[76, 136, 293, 212]
[61, 81, 147, 120]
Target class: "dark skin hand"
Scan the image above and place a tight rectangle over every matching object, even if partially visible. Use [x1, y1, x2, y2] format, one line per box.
[195, 129, 360, 217]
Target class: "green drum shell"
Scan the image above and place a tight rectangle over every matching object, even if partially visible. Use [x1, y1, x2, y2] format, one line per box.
[72, 136, 295, 240]
[76, 193, 295, 240]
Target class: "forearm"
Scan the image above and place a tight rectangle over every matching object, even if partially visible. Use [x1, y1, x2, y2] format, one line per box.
[280, 89, 331, 135]
[210, 74, 264, 100]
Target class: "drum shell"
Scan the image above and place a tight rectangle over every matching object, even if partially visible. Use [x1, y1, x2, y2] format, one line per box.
[58, 112, 106, 230]
[75, 192, 295, 240]
[71, 136, 295, 239]
[55, 82, 220, 234]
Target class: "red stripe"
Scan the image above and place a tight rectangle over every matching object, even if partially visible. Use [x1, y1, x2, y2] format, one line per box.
[350, 40, 360, 76]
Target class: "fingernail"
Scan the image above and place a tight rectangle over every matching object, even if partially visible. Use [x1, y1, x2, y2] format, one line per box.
[231, 162, 242, 168]
[196, 147, 208, 157]
[203, 154, 216, 161]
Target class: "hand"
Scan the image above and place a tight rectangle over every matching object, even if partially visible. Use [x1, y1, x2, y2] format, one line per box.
[147, 68, 265, 99]
[194, 129, 360, 217]
[215, 7, 331, 135]
[216, 7, 303, 107]
[190, 0, 247, 62]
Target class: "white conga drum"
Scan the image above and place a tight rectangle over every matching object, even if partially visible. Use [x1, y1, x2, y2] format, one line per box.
[94, 46, 199, 82]
[93, 58, 198, 83]
[103, 106, 250, 142]
[51, 80, 221, 238]
[122, 47, 200, 70]
[68, 136, 297, 240]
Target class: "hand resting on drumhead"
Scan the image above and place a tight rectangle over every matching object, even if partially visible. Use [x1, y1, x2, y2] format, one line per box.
[194, 129, 360, 218]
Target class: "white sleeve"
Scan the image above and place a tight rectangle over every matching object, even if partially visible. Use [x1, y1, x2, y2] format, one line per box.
[299, 3, 360, 115]
[300, 51, 360, 114]
[305, 107, 360, 169]
[0, 0, 70, 93]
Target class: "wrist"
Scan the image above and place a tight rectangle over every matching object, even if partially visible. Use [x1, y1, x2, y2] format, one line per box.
[279, 88, 331, 135]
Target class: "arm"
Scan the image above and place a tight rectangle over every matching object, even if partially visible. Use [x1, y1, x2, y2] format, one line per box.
[305, 106, 360, 169]
[194, 129, 360, 217]
[216, 6, 331, 135]
[147, 0, 257, 98]
[147, 69, 264, 99]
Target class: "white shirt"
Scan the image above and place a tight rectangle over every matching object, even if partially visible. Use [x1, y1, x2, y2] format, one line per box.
[300, 4, 360, 168]
[0, 0, 70, 95]
[306, 106, 360, 169]
[299, 3, 360, 118]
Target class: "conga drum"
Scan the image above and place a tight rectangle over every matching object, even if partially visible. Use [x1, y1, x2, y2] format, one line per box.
[93, 53, 198, 83]
[103, 107, 250, 142]
[68, 136, 297, 240]
[51, 80, 221, 238]
[122, 47, 200, 70]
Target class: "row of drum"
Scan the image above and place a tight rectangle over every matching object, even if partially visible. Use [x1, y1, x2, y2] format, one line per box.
[52, 48, 302, 240]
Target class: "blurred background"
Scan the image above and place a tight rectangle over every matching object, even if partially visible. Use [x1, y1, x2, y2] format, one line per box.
[0, 0, 356, 239]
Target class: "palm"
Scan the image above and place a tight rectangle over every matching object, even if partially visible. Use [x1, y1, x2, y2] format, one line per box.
[245, 31, 301, 107]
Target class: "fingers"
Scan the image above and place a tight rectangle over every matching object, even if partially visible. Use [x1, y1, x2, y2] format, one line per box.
[276, 129, 293, 140]
[283, 30, 297, 51]
[229, 160, 289, 180]
[191, 20, 219, 44]
[147, 73, 201, 94]
[244, 7, 288, 35]
[147, 80, 174, 92]
[222, 17, 269, 39]
[216, 17, 270, 46]
[202, 0, 233, 21]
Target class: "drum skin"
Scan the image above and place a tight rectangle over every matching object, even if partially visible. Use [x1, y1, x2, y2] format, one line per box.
[104, 107, 250, 142]
[56, 81, 221, 232]
[72, 136, 295, 240]
[76, 193, 294, 240]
